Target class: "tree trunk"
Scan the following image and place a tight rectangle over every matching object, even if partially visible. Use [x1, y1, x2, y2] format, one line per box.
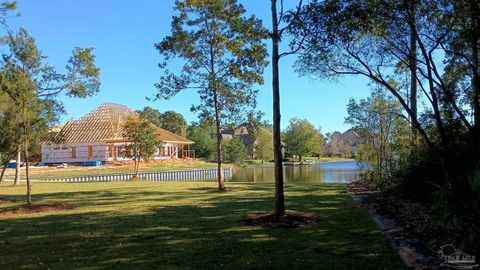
[137, 155, 140, 176]
[213, 89, 225, 191]
[134, 158, 138, 178]
[0, 158, 10, 184]
[14, 147, 21, 185]
[272, 0, 285, 217]
[24, 142, 31, 206]
[408, 1, 418, 141]
[0, 151, 16, 184]
[208, 29, 225, 192]
[469, 0, 480, 154]
[133, 153, 139, 178]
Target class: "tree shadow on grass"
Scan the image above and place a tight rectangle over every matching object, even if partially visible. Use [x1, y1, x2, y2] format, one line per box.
[0, 183, 407, 270]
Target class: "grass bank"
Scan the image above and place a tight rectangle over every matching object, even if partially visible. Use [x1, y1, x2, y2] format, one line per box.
[0, 182, 405, 269]
[245, 157, 352, 165]
[3, 160, 220, 180]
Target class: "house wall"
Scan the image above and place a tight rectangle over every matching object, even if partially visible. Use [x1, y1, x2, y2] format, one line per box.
[41, 142, 108, 164]
[154, 143, 179, 160]
[41, 142, 181, 164]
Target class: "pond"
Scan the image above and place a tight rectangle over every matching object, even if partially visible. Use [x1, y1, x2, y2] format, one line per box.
[227, 160, 363, 183]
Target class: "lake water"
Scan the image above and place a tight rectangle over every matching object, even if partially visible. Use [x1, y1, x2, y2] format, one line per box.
[227, 161, 362, 183]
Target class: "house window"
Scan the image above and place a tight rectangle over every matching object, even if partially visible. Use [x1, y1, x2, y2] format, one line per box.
[88, 146, 93, 158]
[71, 147, 76, 159]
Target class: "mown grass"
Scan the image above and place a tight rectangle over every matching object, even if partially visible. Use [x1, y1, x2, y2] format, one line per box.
[245, 157, 351, 165]
[0, 182, 405, 270]
[302, 157, 353, 162]
[3, 160, 220, 180]
[245, 159, 274, 165]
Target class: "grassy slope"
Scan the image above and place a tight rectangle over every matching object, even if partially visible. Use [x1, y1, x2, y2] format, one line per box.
[245, 157, 351, 165]
[303, 157, 353, 162]
[0, 182, 405, 270]
[3, 160, 220, 180]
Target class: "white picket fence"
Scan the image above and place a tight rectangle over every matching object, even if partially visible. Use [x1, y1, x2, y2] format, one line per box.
[38, 168, 232, 183]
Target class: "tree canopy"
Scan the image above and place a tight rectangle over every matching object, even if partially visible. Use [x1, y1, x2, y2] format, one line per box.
[254, 127, 273, 163]
[121, 116, 161, 178]
[155, 0, 269, 191]
[0, 4, 100, 204]
[137, 107, 187, 136]
[284, 117, 323, 161]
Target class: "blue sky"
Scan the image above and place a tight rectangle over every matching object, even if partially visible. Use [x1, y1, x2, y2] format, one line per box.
[8, 0, 372, 134]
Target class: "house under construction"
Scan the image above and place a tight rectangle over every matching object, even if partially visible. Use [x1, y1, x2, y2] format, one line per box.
[41, 103, 194, 165]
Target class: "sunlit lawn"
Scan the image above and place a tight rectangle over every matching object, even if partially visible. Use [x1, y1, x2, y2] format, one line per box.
[0, 182, 405, 269]
[246, 157, 351, 165]
[3, 160, 220, 180]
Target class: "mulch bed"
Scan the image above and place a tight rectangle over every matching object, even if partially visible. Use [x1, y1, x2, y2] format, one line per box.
[242, 211, 319, 228]
[0, 202, 73, 216]
[348, 179, 454, 269]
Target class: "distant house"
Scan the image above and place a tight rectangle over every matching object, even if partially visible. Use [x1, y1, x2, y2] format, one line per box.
[327, 128, 364, 157]
[221, 123, 255, 145]
[221, 123, 282, 158]
[41, 103, 194, 165]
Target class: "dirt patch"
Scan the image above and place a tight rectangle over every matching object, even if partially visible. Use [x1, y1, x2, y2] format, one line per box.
[0, 203, 73, 216]
[242, 211, 319, 228]
[107, 158, 195, 169]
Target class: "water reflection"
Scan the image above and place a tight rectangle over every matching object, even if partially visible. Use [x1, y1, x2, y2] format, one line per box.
[228, 161, 362, 183]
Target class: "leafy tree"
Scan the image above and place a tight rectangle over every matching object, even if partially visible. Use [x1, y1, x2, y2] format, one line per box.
[161, 111, 187, 137]
[245, 110, 269, 158]
[155, 0, 268, 191]
[345, 89, 411, 185]
[291, 0, 479, 210]
[255, 127, 273, 163]
[187, 125, 215, 160]
[312, 130, 325, 158]
[0, 10, 100, 204]
[287, 0, 480, 252]
[341, 144, 352, 158]
[137, 107, 188, 136]
[292, 0, 479, 157]
[137, 106, 162, 128]
[284, 118, 322, 161]
[121, 116, 161, 178]
[222, 136, 247, 163]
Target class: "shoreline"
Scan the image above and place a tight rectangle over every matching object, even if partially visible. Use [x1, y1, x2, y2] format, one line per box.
[246, 159, 355, 168]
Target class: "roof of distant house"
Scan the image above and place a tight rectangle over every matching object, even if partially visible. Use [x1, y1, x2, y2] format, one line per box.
[45, 103, 193, 145]
[220, 123, 273, 146]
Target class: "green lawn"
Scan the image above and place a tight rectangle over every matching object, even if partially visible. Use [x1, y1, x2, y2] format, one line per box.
[0, 182, 405, 270]
[3, 160, 220, 180]
[245, 159, 274, 165]
[246, 157, 351, 165]
[302, 157, 353, 162]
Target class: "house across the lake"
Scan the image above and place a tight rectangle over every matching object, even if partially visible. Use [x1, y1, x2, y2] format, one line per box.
[41, 103, 194, 165]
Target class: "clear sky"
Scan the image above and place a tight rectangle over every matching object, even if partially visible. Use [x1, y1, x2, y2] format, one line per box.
[8, 0, 372, 134]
